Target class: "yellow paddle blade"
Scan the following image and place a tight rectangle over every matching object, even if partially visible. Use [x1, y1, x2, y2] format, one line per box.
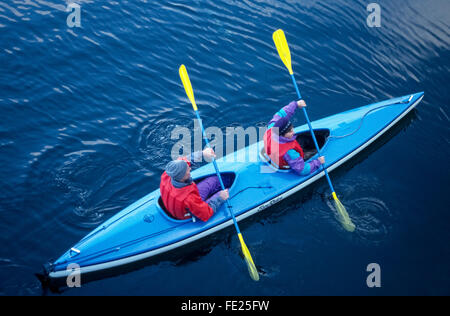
[179, 64, 198, 111]
[238, 233, 259, 281]
[332, 192, 356, 232]
[272, 29, 293, 75]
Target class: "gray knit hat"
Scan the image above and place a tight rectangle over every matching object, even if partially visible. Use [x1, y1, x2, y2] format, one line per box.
[165, 160, 188, 181]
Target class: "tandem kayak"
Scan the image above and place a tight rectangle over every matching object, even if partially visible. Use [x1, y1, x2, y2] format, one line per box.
[43, 92, 424, 280]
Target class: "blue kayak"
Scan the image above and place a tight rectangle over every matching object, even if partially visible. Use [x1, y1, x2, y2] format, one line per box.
[45, 92, 424, 279]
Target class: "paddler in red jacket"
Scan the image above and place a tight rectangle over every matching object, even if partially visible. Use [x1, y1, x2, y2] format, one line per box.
[264, 100, 325, 174]
[160, 148, 231, 222]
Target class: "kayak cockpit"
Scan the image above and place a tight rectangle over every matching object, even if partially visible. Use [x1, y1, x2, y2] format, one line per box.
[260, 128, 330, 169]
[157, 173, 236, 222]
[296, 129, 330, 160]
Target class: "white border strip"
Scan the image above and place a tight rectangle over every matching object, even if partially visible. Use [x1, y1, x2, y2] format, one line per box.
[50, 96, 422, 278]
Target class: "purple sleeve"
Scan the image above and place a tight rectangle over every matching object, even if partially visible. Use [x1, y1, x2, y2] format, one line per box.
[308, 159, 322, 174]
[268, 101, 298, 127]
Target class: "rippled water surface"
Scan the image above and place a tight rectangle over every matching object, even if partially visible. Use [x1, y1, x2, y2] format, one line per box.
[1, 0, 449, 295]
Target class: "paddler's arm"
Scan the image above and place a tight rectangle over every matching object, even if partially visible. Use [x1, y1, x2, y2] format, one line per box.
[206, 189, 229, 214]
[267, 100, 299, 129]
[184, 148, 216, 165]
[284, 150, 324, 176]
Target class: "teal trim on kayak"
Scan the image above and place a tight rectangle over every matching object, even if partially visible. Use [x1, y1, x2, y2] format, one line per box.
[48, 92, 424, 278]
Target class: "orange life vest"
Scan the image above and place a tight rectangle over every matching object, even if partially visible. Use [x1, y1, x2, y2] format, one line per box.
[160, 172, 198, 220]
[160, 157, 214, 222]
[264, 128, 304, 168]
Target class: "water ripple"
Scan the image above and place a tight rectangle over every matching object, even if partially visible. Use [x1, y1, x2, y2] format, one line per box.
[346, 197, 392, 244]
[323, 174, 394, 245]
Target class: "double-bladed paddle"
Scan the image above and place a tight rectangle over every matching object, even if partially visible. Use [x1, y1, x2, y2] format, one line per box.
[179, 64, 260, 281]
[272, 29, 356, 232]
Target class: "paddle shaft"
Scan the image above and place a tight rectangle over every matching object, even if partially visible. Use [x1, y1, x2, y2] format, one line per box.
[291, 74, 336, 193]
[194, 110, 242, 234]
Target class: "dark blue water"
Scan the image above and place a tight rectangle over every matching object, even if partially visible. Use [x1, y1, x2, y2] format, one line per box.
[1, 0, 449, 295]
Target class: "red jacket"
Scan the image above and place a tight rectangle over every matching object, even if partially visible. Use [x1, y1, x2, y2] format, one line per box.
[160, 172, 214, 222]
[264, 128, 304, 168]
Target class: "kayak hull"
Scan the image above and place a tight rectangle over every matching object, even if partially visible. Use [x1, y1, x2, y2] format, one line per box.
[47, 92, 424, 279]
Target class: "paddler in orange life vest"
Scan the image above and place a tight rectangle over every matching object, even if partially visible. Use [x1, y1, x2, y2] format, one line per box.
[160, 148, 232, 222]
[264, 100, 325, 174]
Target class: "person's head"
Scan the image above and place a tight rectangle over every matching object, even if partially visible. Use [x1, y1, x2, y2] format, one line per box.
[274, 117, 295, 138]
[281, 124, 295, 138]
[166, 160, 191, 182]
